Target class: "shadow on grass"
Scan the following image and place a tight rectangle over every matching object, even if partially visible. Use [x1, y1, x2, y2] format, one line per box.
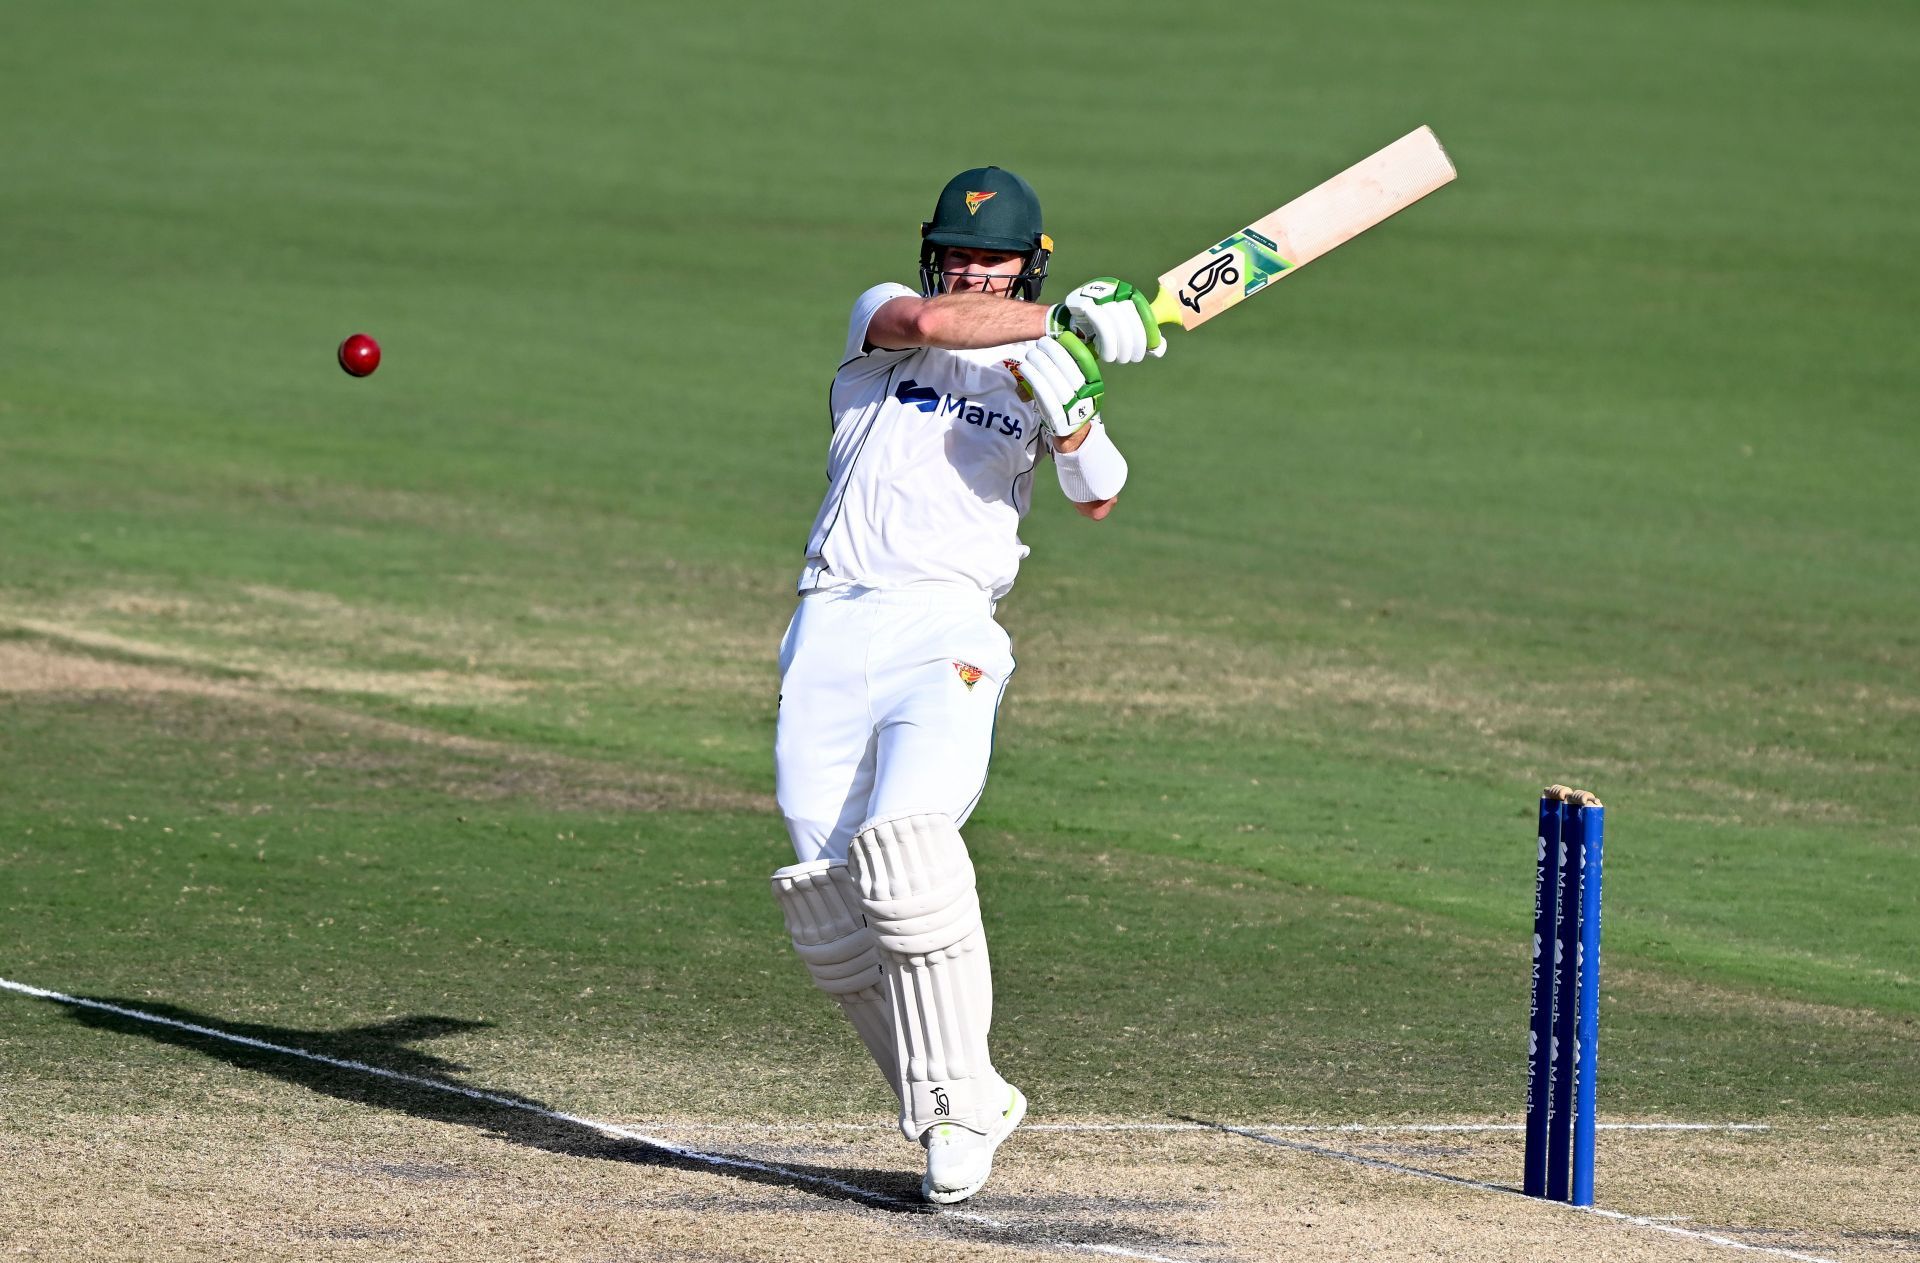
[61, 997, 924, 1212]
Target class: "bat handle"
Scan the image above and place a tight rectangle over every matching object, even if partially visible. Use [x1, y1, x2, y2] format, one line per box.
[1146, 285, 1185, 329]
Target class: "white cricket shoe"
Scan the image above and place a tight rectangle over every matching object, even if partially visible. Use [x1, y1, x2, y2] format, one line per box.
[920, 1084, 1028, 1204]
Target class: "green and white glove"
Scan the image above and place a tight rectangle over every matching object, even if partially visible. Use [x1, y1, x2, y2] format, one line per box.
[1048, 277, 1168, 364]
[1008, 330, 1104, 439]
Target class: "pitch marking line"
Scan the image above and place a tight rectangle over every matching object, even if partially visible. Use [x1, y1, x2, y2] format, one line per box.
[629, 1120, 1771, 1136]
[0, 978, 1195, 1263]
[1204, 1121, 1838, 1263]
[1, 977, 1806, 1263]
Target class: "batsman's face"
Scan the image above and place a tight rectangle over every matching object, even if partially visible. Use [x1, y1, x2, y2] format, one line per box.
[939, 247, 1026, 296]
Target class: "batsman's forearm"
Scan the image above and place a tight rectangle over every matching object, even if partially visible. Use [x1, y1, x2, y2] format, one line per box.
[912, 293, 1051, 349]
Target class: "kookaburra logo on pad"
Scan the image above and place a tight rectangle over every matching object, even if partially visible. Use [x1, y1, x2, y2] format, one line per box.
[964, 191, 997, 215]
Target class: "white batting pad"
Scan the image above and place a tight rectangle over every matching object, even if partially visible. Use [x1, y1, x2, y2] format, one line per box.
[770, 859, 900, 1100]
[849, 812, 1005, 1137]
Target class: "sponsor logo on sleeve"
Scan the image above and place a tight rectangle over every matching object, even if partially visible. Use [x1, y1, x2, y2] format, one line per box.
[952, 661, 984, 690]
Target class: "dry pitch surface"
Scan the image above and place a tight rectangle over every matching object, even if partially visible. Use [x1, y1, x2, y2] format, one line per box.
[3, 640, 1914, 1261]
[3, 982, 1914, 1262]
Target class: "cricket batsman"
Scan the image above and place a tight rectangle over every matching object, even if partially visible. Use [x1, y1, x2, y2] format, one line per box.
[768, 166, 1164, 1203]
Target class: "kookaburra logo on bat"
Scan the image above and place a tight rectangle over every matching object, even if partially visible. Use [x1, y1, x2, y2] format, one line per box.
[1179, 250, 1241, 312]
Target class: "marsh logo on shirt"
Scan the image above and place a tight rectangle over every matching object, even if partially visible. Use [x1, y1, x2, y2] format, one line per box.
[952, 661, 984, 691]
[895, 380, 1025, 440]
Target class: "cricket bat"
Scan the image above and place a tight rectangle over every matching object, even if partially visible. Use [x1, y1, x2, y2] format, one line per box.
[1146, 126, 1457, 331]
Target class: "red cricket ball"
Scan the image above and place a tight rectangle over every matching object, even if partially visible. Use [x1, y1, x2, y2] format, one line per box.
[337, 333, 381, 378]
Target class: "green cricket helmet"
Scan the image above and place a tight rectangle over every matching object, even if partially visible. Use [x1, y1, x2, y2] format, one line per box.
[919, 166, 1053, 301]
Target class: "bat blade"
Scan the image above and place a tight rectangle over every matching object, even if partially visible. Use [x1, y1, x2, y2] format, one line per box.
[1148, 126, 1457, 331]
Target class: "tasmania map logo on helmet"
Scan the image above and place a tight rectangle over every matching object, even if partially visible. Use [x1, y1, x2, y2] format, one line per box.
[963, 190, 997, 215]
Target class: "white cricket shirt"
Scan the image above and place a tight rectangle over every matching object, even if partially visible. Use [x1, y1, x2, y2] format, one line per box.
[798, 283, 1047, 601]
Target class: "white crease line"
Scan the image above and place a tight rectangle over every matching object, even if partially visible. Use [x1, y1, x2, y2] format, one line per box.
[1208, 1122, 1838, 1263]
[626, 1120, 1771, 1136]
[0, 977, 1197, 1263]
[0, 978, 901, 1205]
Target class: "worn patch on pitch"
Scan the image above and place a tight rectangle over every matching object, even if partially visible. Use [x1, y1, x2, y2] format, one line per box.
[4, 1066, 1915, 1263]
[3, 614, 534, 705]
[5, 577, 778, 700]
[0, 637, 767, 815]
[994, 609, 1892, 829]
[3, 979, 1912, 1262]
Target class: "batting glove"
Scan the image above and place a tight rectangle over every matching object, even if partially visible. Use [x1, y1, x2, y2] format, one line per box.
[1048, 278, 1168, 364]
[1007, 331, 1104, 439]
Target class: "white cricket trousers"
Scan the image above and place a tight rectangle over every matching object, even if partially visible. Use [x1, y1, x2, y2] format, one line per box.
[776, 585, 1015, 864]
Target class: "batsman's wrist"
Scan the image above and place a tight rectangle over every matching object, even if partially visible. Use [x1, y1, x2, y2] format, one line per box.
[1054, 418, 1128, 501]
[1051, 415, 1096, 449]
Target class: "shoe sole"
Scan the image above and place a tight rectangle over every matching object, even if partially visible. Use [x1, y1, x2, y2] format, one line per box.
[922, 1087, 1028, 1204]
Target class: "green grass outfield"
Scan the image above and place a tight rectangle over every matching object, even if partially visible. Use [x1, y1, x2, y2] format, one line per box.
[2, 0, 1915, 1150]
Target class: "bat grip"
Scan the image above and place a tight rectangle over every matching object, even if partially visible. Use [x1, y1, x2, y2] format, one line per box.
[1147, 286, 1185, 329]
